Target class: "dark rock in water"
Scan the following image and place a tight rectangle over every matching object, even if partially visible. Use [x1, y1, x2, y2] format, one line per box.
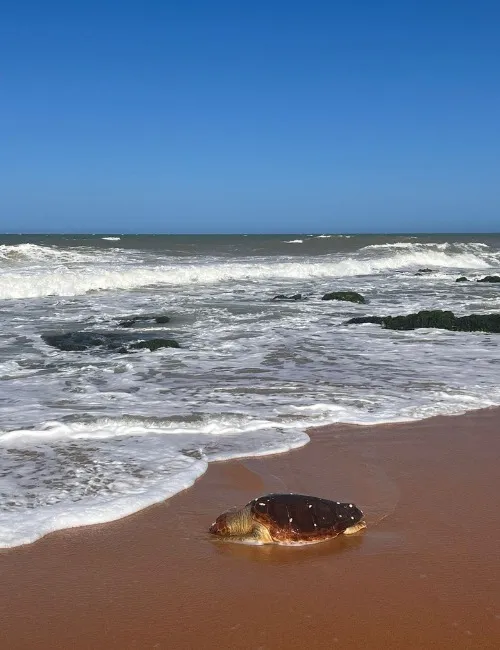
[345, 316, 385, 326]
[129, 338, 179, 351]
[321, 291, 366, 304]
[383, 310, 457, 331]
[118, 314, 171, 328]
[415, 268, 435, 275]
[477, 276, 500, 283]
[271, 293, 303, 301]
[42, 331, 179, 352]
[346, 309, 500, 333]
[43, 332, 127, 352]
[455, 277, 469, 282]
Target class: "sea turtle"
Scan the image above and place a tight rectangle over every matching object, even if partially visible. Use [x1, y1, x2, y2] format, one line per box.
[209, 493, 366, 545]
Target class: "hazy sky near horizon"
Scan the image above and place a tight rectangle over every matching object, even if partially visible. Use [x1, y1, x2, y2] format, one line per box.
[1, 1, 499, 234]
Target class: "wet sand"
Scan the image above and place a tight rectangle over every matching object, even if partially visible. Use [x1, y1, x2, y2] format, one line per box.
[1, 408, 500, 649]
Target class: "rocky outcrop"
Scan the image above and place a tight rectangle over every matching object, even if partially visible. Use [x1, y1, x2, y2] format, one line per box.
[346, 316, 384, 326]
[415, 268, 435, 276]
[477, 276, 500, 283]
[118, 314, 171, 327]
[271, 294, 304, 301]
[321, 291, 366, 304]
[455, 277, 469, 282]
[42, 331, 179, 352]
[346, 310, 500, 333]
[129, 339, 179, 351]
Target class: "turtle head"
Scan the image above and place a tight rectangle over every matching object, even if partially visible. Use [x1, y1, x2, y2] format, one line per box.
[209, 512, 231, 536]
[209, 505, 252, 537]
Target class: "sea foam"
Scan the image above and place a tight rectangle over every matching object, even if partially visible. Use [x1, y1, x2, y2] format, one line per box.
[0, 419, 309, 547]
[0, 243, 496, 300]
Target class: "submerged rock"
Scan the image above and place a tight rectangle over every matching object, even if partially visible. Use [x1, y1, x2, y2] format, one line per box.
[43, 330, 180, 352]
[455, 277, 469, 282]
[129, 338, 179, 351]
[346, 310, 500, 333]
[321, 291, 366, 304]
[477, 276, 500, 283]
[415, 268, 435, 276]
[271, 294, 304, 301]
[118, 314, 171, 328]
[345, 316, 385, 326]
[43, 332, 126, 352]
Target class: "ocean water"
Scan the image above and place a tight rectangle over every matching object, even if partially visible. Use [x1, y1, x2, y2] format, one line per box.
[1, 233, 500, 548]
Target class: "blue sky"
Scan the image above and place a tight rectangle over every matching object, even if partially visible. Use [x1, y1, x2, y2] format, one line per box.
[1, 0, 499, 233]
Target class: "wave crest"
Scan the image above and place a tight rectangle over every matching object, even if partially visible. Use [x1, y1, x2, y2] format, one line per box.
[1, 253, 495, 300]
[0, 242, 497, 300]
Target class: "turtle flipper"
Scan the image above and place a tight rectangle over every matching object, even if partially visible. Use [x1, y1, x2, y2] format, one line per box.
[250, 522, 274, 544]
[342, 521, 367, 535]
[222, 522, 274, 545]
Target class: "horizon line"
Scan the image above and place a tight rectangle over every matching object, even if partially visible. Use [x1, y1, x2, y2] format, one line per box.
[1, 231, 499, 237]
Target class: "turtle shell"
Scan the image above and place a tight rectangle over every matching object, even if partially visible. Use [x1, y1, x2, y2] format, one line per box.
[249, 493, 364, 544]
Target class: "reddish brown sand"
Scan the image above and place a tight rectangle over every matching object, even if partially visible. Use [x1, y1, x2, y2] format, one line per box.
[1, 408, 500, 649]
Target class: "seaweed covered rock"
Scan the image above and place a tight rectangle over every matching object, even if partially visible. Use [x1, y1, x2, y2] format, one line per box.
[321, 291, 366, 304]
[129, 338, 179, 351]
[477, 276, 500, 283]
[455, 277, 469, 282]
[346, 310, 500, 333]
[118, 314, 171, 327]
[43, 331, 180, 352]
[271, 293, 303, 301]
[383, 310, 458, 331]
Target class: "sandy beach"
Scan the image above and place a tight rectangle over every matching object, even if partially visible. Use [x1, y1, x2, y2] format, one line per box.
[1, 407, 499, 649]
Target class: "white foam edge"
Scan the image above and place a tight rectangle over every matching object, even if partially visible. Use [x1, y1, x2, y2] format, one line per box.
[0, 429, 309, 548]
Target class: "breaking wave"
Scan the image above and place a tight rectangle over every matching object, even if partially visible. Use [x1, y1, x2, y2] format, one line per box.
[0, 243, 116, 264]
[361, 241, 490, 252]
[0, 243, 497, 299]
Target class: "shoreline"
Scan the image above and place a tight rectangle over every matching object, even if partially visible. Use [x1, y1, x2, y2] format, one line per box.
[2, 407, 500, 649]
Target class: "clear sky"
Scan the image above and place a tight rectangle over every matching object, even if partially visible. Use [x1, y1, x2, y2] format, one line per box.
[1, 0, 499, 234]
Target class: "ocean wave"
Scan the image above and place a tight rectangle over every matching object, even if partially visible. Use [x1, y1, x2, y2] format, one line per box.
[314, 234, 351, 238]
[0, 248, 496, 299]
[102, 236, 121, 241]
[283, 239, 304, 244]
[0, 243, 116, 265]
[361, 241, 490, 252]
[0, 243, 68, 262]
